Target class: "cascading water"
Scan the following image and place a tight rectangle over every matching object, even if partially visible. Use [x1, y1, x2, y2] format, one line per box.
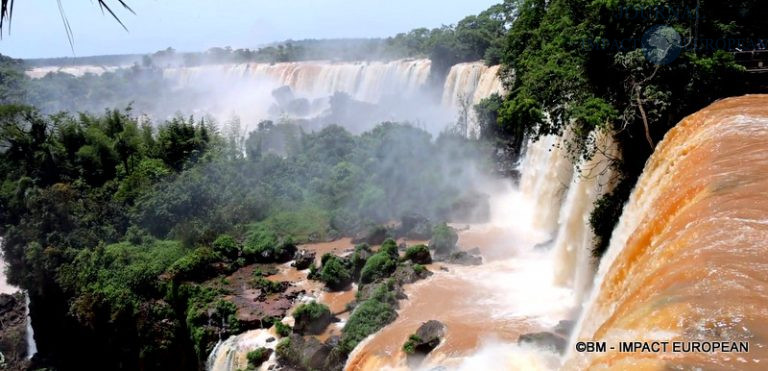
[24, 294, 37, 359]
[162, 59, 432, 104]
[441, 63, 506, 138]
[565, 95, 768, 370]
[25, 59, 505, 136]
[0, 241, 37, 360]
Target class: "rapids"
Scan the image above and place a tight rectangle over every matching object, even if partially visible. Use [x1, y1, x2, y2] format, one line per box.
[566, 95, 768, 370]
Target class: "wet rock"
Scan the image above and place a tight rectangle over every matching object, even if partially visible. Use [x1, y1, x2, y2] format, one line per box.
[404, 320, 445, 355]
[247, 347, 273, 367]
[357, 281, 406, 305]
[352, 225, 390, 245]
[277, 334, 343, 371]
[438, 251, 482, 266]
[518, 331, 567, 353]
[293, 302, 334, 336]
[554, 320, 575, 336]
[0, 293, 31, 369]
[266, 337, 276, 343]
[429, 224, 459, 256]
[399, 213, 433, 240]
[324, 335, 341, 348]
[403, 245, 432, 265]
[292, 250, 316, 271]
[393, 263, 433, 285]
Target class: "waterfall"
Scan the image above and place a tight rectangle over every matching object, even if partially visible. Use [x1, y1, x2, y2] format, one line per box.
[24, 294, 37, 359]
[441, 62, 506, 137]
[565, 95, 768, 369]
[162, 59, 433, 104]
[25, 59, 505, 137]
[517, 130, 619, 304]
[206, 329, 277, 371]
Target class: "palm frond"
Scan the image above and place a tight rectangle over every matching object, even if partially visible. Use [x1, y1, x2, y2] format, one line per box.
[0, 0, 134, 36]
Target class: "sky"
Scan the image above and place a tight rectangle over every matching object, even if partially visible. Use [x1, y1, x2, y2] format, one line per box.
[0, 0, 500, 59]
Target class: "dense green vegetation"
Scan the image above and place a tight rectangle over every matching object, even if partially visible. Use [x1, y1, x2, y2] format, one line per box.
[0, 102, 487, 369]
[2, 0, 766, 369]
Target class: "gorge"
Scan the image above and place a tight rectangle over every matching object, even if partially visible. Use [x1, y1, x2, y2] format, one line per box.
[2, 0, 767, 370]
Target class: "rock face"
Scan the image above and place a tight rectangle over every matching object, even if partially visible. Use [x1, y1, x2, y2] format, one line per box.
[398, 213, 433, 240]
[393, 263, 433, 285]
[403, 245, 432, 265]
[437, 251, 483, 266]
[352, 225, 389, 245]
[406, 320, 445, 354]
[0, 293, 30, 370]
[293, 308, 333, 335]
[292, 249, 316, 270]
[517, 331, 567, 353]
[277, 334, 344, 371]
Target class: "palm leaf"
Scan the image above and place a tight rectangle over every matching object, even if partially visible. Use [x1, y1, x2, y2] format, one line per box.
[0, 0, 134, 37]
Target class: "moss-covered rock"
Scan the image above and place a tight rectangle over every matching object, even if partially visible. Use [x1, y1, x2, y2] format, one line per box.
[292, 301, 333, 335]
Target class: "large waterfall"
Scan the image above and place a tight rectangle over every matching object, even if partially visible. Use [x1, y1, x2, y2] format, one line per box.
[565, 95, 768, 370]
[26, 59, 503, 136]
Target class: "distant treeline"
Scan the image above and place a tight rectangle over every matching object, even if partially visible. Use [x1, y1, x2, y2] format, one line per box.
[24, 2, 513, 71]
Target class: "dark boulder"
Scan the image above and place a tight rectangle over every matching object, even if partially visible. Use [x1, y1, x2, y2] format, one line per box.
[393, 263, 433, 285]
[439, 251, 482, 266]
[276, 334, 344, 371]
[429, 224, 459, 256]
[399, 213, 433, 240]
[357, 281, 406, 306]
[292, 302, 333, 335]
[518, 332, 567, 354]
[404, 320, 445, 355]
[352, 225, 390, 245]
[403, 245, 432, 265]
[292, 249, 316, 270]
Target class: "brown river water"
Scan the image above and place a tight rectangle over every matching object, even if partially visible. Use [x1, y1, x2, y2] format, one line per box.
[566, 95, 768, 370]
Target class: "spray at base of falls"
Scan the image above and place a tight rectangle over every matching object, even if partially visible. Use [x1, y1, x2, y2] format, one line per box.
[26, 60, 504, 136]
[565, 95, 768, 370]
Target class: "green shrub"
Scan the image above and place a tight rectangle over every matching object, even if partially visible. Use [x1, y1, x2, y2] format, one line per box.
[246, 347, 271, 367]
[293, 301, 331, 323]
[212, 234, 239, 259]
[318, 255, 353, 290]
[379, 238, 399, 258]
[275, 321, 292, 337]
[340, 281, 398, 353]
[403, 244, 431, 264]
[403, 334, 422, 354]
[167, 247, 220, 282]
[359, 252, 397, 284]
[243, 223, 296, 263]
[429, 223, 458, 254]
[251, 276, 287, 294]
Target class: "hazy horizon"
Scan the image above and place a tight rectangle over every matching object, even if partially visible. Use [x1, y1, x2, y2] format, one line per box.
[0, 0, 499, 59]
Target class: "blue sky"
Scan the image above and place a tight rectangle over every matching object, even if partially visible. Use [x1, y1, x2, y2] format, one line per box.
[0, 0, 499, 59]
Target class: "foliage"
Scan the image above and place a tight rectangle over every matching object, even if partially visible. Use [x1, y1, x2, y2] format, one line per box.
[496, 0, 766, 255]
[339, 279, 399, 354]
[251, 276, 288, 294]
[429, 223, 458, 255]
[246, 347, 271, 368]
[318, 254, 354, 291]
[274, 321, 292, 337]
[403, 245, 432, 264]
[292, 301, 332, 323]
[403, 334, 422, 354]
[359, 251, 398, 284]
